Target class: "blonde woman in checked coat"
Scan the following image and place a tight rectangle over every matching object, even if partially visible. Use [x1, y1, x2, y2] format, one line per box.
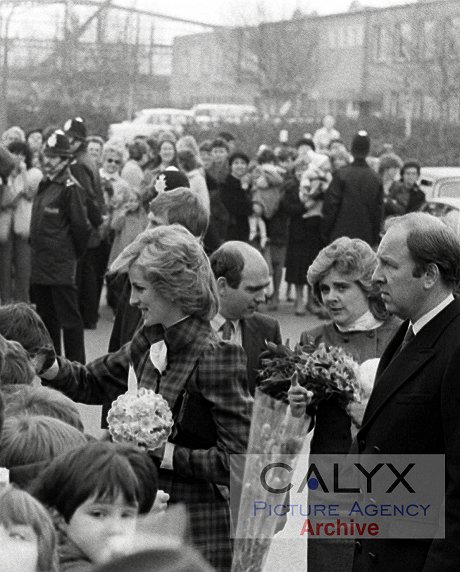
[40, 224, 252, 572]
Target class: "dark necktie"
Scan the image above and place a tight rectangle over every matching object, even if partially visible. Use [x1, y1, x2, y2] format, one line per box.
[221, 320, 234, 341]
[398, 325, 415, 355]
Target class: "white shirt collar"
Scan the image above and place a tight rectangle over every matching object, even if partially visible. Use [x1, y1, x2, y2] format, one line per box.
[411, 294, 454, 335]
[211, 313, 240, 333]
[211, 313, 242, 345]
[335, 310, 383, 333]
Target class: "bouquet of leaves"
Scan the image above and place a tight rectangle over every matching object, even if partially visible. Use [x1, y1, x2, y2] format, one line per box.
[108, 383, 173, 452]
[257, 338, 362, 410]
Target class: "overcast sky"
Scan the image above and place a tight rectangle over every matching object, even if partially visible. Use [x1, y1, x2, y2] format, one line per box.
[144, 0, 418, 25]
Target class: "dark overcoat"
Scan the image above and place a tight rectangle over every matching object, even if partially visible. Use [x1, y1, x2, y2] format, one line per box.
[352, 300, 460, 571]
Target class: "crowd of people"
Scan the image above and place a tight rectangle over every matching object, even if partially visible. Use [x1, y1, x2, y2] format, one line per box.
[0, 115, 427, 330]
[0, 112, 458, 572]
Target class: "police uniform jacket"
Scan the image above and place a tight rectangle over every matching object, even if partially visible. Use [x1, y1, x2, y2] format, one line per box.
[30, 168, 91, 285]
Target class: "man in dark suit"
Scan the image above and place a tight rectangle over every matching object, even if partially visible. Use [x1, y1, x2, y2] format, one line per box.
[352, 212, 460, 571]
[321, 130, 383, 248]
[210, 242, 282, 394]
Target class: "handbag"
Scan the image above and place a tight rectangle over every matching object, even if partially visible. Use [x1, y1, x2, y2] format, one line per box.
[172, 361, 218, 450]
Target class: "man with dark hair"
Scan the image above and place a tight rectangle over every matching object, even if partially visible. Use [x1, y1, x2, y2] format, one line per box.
[29, 130, 91, 363]
[217, 131, 236, 154]
[86, 135, 104, 168]
[386, 159, 425, 217]
[321, 130, 383, 247]
[207, 138, 230, 185]
[64, 117, 105, 330]
[210, 241, 281, 394]
[352, 212, 460, 571]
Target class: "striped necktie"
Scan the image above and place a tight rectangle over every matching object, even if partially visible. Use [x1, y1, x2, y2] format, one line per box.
[221, 320, 234, 341]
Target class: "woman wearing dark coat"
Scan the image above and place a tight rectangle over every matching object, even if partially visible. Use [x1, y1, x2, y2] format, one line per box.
[284, 159, 324, 315]
[220, 152, 253, 242]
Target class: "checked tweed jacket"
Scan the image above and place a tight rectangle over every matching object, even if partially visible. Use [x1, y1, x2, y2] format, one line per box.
[44, 316, 253, 571]
[45, 316, 252, 495]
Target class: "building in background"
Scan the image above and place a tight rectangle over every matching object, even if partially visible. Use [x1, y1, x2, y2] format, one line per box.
[170, 0, 460, 125]
[0, 0, 218, 131]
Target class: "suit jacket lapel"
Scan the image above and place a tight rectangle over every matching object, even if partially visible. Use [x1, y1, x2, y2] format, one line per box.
[360, 300, 460, 431]
[373, 319, 408, 380]
[241, 318, 261, 361]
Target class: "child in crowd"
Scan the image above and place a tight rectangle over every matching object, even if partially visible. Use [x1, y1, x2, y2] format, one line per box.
[0, 415, 87, 489]
[0, 303, 55, 376]
[4, 385, 84, 431]
[30, 441, 158, 571]
[108, 187, 148, 267]
[249, 150, 284, 249]
[0, 337, 35, 387]
[106, 187, 148, 311]
[0, 486, 58, 572]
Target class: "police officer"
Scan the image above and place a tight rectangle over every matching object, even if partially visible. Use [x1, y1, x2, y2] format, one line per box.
[29, 130, 91, 363]
[64, 116, 105, 329]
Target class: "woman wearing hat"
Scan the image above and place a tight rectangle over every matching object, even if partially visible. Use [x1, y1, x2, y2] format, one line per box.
[29, 130, 91, 364]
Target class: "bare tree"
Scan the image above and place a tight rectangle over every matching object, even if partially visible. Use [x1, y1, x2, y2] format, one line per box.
[219, 4, 319, 116]
[376, 11, 460, 139]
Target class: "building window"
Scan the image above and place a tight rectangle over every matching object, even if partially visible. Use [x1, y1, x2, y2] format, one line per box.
[423, 21, 436, 59]
[346, 26, 355, 47]
[328, 29, 336, 50]
[448, 97, 460, 123]
[390, 91, 400, 116]
[355, 25, 364, 47]
[446, 17, 460, 56]
[412, 92, 424, 119]
[423, 95, 439, 120]
[374, 25, 388, 61]
[395, 22, 411, 60]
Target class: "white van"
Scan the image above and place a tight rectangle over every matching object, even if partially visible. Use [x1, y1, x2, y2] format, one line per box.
[191, 103, 258, 126]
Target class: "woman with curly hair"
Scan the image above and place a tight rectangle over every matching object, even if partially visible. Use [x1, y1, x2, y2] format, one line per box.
[291, 237, 401, 572]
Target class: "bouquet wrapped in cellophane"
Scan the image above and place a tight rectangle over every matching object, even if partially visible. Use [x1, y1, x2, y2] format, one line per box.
[231, 389, 311, 572]
[107, 366, 173, 451]
[232, 339, 362, 572]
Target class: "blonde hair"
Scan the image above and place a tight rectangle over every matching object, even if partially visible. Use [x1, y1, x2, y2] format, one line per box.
[307, 237, 388, 320]
[102, 140, 127, 163]
[110, 225, 218, 321]
[0, 486, 58, 571]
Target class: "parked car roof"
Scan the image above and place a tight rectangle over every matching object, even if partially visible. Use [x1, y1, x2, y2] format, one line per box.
[419, 167, 460, 200]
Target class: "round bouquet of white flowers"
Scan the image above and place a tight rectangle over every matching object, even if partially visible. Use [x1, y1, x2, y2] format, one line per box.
[107, 387, 174, 451]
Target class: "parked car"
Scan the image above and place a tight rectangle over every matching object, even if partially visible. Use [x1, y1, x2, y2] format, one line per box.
[108, 108, 193, 141]
[191, 103, 258, 126]
[419, 167, 460, 200]
[421, 197, 460, 235]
